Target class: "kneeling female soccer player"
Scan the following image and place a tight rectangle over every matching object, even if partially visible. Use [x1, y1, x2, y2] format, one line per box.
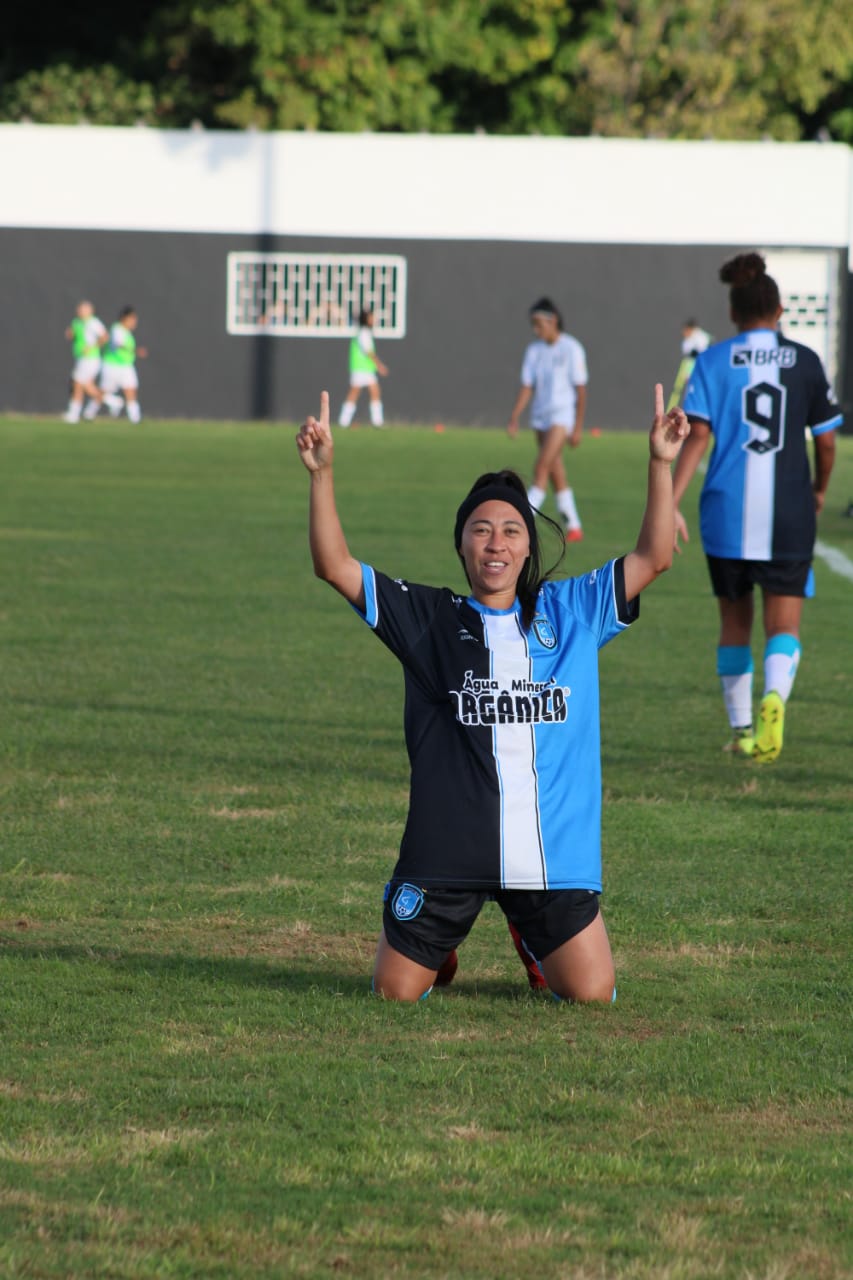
[296, 386, 689, 1002]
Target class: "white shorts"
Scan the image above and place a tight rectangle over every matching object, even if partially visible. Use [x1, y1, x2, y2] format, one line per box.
[100, 365, 139, 393]
[350, 372, 378, 388]
[72, 357, 101, 384]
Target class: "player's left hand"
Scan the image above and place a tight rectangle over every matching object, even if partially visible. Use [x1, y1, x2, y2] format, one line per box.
[649, 382, 689, 463]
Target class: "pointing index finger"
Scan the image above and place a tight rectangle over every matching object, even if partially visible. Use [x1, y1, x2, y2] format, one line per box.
[654, 382, 664, 420]
[319, 390, 330, 432]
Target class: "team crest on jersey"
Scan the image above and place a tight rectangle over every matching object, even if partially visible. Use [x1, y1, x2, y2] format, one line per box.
[532, 614, 557, 649]
[391, 883, 425, 921]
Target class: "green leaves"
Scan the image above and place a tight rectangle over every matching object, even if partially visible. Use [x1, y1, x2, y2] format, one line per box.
[572, 0, 853, 139]
[0, 63, 157, 126]
[1, 0, 851, 139]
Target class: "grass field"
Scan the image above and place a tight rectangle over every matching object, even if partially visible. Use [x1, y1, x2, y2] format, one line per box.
[1, 414, 851, 1280]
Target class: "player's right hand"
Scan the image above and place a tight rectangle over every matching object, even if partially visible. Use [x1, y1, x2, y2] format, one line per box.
[296, 390, 334, 473]
[507, 418, 519, 438]
[674, 507, 689, 553]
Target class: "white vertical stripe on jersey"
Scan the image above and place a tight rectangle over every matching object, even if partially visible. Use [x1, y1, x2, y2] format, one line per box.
[482, 612, 547, 889]
[741, 330, 781, 560]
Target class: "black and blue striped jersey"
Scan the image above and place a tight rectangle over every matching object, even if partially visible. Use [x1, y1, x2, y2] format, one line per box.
[355, 559, 637, 891]
[682, 329, 842, 561]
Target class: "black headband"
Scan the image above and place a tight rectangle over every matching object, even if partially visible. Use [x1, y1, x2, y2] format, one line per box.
[454, 484, 537, 551]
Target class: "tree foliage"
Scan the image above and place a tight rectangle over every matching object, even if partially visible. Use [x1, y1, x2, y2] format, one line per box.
[1, 0, 851, 141]
[573, 0, 853, 140]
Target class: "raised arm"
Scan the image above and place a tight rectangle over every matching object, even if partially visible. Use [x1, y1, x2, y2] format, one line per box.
[295, 391, 365, 610]
[623, 384, 690, 601]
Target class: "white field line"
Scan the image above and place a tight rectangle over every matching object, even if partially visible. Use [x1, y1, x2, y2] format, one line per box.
[814, 538, 853, 584]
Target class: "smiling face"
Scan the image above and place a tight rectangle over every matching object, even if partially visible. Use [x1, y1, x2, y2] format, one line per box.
[459, 499, 530, 609]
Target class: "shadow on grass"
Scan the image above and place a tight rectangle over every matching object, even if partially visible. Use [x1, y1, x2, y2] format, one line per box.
[0, 938, 360, 992]
[0, 937, 537, 1003]
[7, 695, 405, 783]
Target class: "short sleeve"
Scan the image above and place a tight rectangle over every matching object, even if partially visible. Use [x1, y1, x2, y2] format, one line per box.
[547, 558, 638, 650]
[352, 564, 443, 663]
[571, 340, 588, 386]
[807, 355, 843, 436]
[521, 344, 537, 387]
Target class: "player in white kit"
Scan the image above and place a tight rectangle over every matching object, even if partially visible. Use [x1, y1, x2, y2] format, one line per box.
[508, 298, 588, 542]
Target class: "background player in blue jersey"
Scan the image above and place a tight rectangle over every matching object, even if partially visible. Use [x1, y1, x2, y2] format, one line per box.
[296, 385, 690, 1005]
[507, 298, 588, 542]
[672, 253, 841, 762]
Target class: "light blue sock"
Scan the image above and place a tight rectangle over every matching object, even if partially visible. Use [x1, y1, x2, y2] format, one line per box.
[763, 634, 801, 702]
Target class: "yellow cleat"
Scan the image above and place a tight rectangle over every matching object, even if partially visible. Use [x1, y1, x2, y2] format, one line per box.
[724, 727, 755, 758]
[752, 692, 785, 764]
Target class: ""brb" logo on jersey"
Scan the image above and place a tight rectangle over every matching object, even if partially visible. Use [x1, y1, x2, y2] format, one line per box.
[731, 347, 796, 368]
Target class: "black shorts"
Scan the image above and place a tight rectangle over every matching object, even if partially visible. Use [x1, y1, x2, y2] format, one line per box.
[382, 881, 600, 973]
[706, 555, 812, 601]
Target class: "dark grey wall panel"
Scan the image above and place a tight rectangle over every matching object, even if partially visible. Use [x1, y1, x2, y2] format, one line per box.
[0, 228, 846, 428]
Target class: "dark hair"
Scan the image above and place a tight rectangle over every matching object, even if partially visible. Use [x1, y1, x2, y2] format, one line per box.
[358, 308, 373, 327]
[119, 306, 136, 321]
[720, 253, 781, 325]
[454, 469, 565, 630]
[529, 297, 563, 330]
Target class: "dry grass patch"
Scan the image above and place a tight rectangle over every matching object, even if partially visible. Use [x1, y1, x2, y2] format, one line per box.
[55, 792, 113, 810]
[0, 1079, 87, 1105]
[429, 1028, 490, 1043]
[0, 1132, 91, 1170]
[209, 805, 293, 820]
[117, 1126, 211, 1164]
[440, 1207, 509, 1231]
[0, 1186, 136, 1228]
[446, 1122, 497, 1143]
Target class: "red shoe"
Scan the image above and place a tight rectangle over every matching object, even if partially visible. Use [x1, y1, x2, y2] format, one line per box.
[434, 949, 459, 987]
[565, 528, 584, 543]
[507, 922, 548, 991]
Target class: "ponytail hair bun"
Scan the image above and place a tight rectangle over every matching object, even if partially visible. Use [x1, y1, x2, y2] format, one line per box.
[719, 252, 780, 325]
[719, 253, 767, 288]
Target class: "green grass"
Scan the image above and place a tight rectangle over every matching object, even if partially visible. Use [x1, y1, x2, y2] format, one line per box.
[1, 416, 851, 1279]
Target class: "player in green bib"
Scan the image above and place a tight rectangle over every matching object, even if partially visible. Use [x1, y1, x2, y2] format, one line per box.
[95, 306, 147, 423]
[63, 300, 108, 422]
[338, 308, 389, 428]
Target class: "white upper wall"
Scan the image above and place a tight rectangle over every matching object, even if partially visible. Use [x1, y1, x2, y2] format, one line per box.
[1, 125, 850, 254]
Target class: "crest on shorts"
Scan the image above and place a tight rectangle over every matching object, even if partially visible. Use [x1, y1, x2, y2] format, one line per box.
[391, 883, 425, 921]
[532, 614, 557, 650]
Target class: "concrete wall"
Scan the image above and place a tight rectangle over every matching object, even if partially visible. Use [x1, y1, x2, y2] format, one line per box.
[1, 127, 850, 426]
[0, 227, 753, 425]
